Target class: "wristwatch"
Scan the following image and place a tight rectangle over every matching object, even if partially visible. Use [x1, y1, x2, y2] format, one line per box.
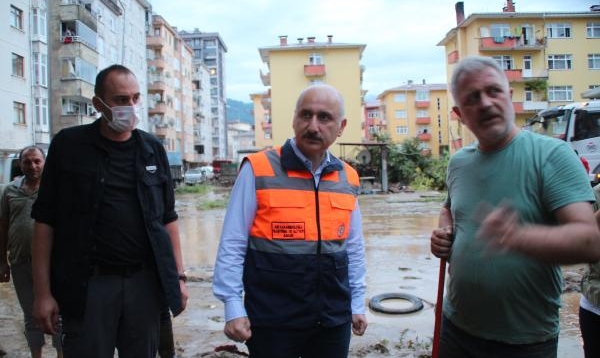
[178, 272, 187, 283]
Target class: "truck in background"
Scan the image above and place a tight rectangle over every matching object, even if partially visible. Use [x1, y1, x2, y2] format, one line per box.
[526, 96, 600, 184]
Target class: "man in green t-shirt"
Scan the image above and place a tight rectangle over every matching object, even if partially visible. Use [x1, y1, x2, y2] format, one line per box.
[430, 56, 600, 358]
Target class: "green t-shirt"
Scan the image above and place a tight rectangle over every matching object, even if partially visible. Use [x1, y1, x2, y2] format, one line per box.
[0, 177, 38, 264]
[443, 130, 594, 344]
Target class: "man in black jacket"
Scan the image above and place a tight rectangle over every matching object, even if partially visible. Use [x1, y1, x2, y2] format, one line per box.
[31, 64, 188, 358]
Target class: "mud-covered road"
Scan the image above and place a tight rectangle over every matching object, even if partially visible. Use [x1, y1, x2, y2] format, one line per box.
[0, 190, 585, 357]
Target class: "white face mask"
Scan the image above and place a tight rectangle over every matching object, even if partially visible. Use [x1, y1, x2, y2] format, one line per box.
[97, 98, 140, 133]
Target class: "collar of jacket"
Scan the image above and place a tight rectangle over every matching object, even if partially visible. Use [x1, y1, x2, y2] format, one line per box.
[87, 119, 155, 161]
[280, 139, 344, 175]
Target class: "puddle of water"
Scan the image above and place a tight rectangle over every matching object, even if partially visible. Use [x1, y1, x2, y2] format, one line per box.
[0, 191, 583, 356]
[174, 191, 584, 357]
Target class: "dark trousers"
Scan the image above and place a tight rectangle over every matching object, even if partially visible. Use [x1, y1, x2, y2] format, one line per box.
[579, 306, 600, 358]
[439, 315, 558, 358]
[61, 266, 162, 358]
[158, 308, 175, 358]
[246, 323, 351, 358]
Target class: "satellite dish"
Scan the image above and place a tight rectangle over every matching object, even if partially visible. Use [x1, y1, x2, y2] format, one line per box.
[356, 149, 372, 164]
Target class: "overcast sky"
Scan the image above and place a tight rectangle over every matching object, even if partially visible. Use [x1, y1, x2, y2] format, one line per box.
[148, 0, 594, 102]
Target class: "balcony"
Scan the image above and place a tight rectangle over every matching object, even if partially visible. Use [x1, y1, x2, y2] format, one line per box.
[304, 64, 326, 77]
[417, 133, 431, 141]
[260, 70, 270, 86]
[523, 101, 549, 111]
[416, 117, 431, 125]
[262, 121, 272, 130]
[504, 69, 523, 82]
[149, 102, 167, 114]
[148, 81, 167, 92]
[514, 101, 548, 114]
[479, 37, 545, 51]
[148, 57, 166, 69]
[415, 101, 430, 109]
[146, 36, 163, 48]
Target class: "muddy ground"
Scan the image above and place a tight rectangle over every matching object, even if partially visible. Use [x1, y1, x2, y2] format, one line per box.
[0, 190, 587, 357]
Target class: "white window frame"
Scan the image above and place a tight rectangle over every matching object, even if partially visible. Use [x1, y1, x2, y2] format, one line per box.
[587, 22, 600, 38]
[416, 89, 429, 101]
[548, 86, 573, 102]
[546, 23, 571, 38]
[490, 23, 511, 38]
[548, 54, 572, 70]
[393, 93, 406, 102]
[588, 54, 600, 70]
[493, 55, 513, 70]
[309, 53, 323, 65]
[416, 110, 429, 118]
[395, 110, 407, 119]
[396, 126, 408, 135]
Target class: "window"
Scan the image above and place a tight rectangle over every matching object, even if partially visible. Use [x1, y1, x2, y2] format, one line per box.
[587, 22, 600, 38]
[34, 97, 49, 127]
[395, 110, 407, 119]
[32, 7, 47, 38]
[393, 93, 406, 102]
[490, 23, 511, 38]
[61, 58, 97, 84]
[589, 54, 600, 70]
[396, 126, 408, 134]
[10, 5, 23, 30]
[548, 86, 573, 102]
[416, 90, 429, 101]
[13, 102, 25, 124]
[12, 53, 24, 77]
[548, 54, 572, 70]
[493, 55, 513, 70]
[309, 53, 323, 65]
[416, 110, 429, 118]
[367, 110, 379, 118]
[546, 23, 571, 38]
[33, 53, 48, 86]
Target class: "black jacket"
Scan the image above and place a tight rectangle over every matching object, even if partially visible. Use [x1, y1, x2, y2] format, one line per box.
[32, 120, 183, 318]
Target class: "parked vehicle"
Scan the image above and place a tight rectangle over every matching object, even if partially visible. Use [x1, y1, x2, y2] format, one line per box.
[184, 168, 205, 185]
[525, 99, 600, 184]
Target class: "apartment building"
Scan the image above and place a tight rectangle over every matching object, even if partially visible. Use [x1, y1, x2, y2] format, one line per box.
[258, 35, 366, 158]
[378, 82, 450, 157]
[146, 14, 195, 169]
[363, 100, 384, 142]
[438, 0, 600, 147]
[191, 63, 213, 164]
[47, 0, 150, 136]
[250, 90, 273, 150]
[179, 29, 228, 161]
[1, 0, 49, 183]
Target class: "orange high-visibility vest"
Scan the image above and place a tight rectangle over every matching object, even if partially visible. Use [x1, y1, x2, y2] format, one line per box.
[243, 143, 360, 328]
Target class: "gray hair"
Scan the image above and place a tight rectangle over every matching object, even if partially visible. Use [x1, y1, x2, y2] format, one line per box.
[295, 84, 346, 119]
[450, 56, 508, 101]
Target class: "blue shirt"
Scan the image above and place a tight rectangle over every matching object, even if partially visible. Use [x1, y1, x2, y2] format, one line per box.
[213, 138, 367, 322]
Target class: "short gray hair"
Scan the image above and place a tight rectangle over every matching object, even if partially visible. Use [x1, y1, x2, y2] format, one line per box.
[450, 56, 508, 101]
[295, 84, 345, 118]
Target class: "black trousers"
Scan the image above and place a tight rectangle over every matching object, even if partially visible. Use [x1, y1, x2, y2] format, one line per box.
[580, 306, 600, 358]
[61, 266, 162, 358]
[245, 322, 351, 358]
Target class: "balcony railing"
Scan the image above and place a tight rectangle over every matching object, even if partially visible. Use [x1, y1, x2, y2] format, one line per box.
[416, 117, 431, 125]
[415, 101, 430, 108]
[417, 133, 431, 141]
[479, 36, 545, 51]
[304, 64, 326, 77]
